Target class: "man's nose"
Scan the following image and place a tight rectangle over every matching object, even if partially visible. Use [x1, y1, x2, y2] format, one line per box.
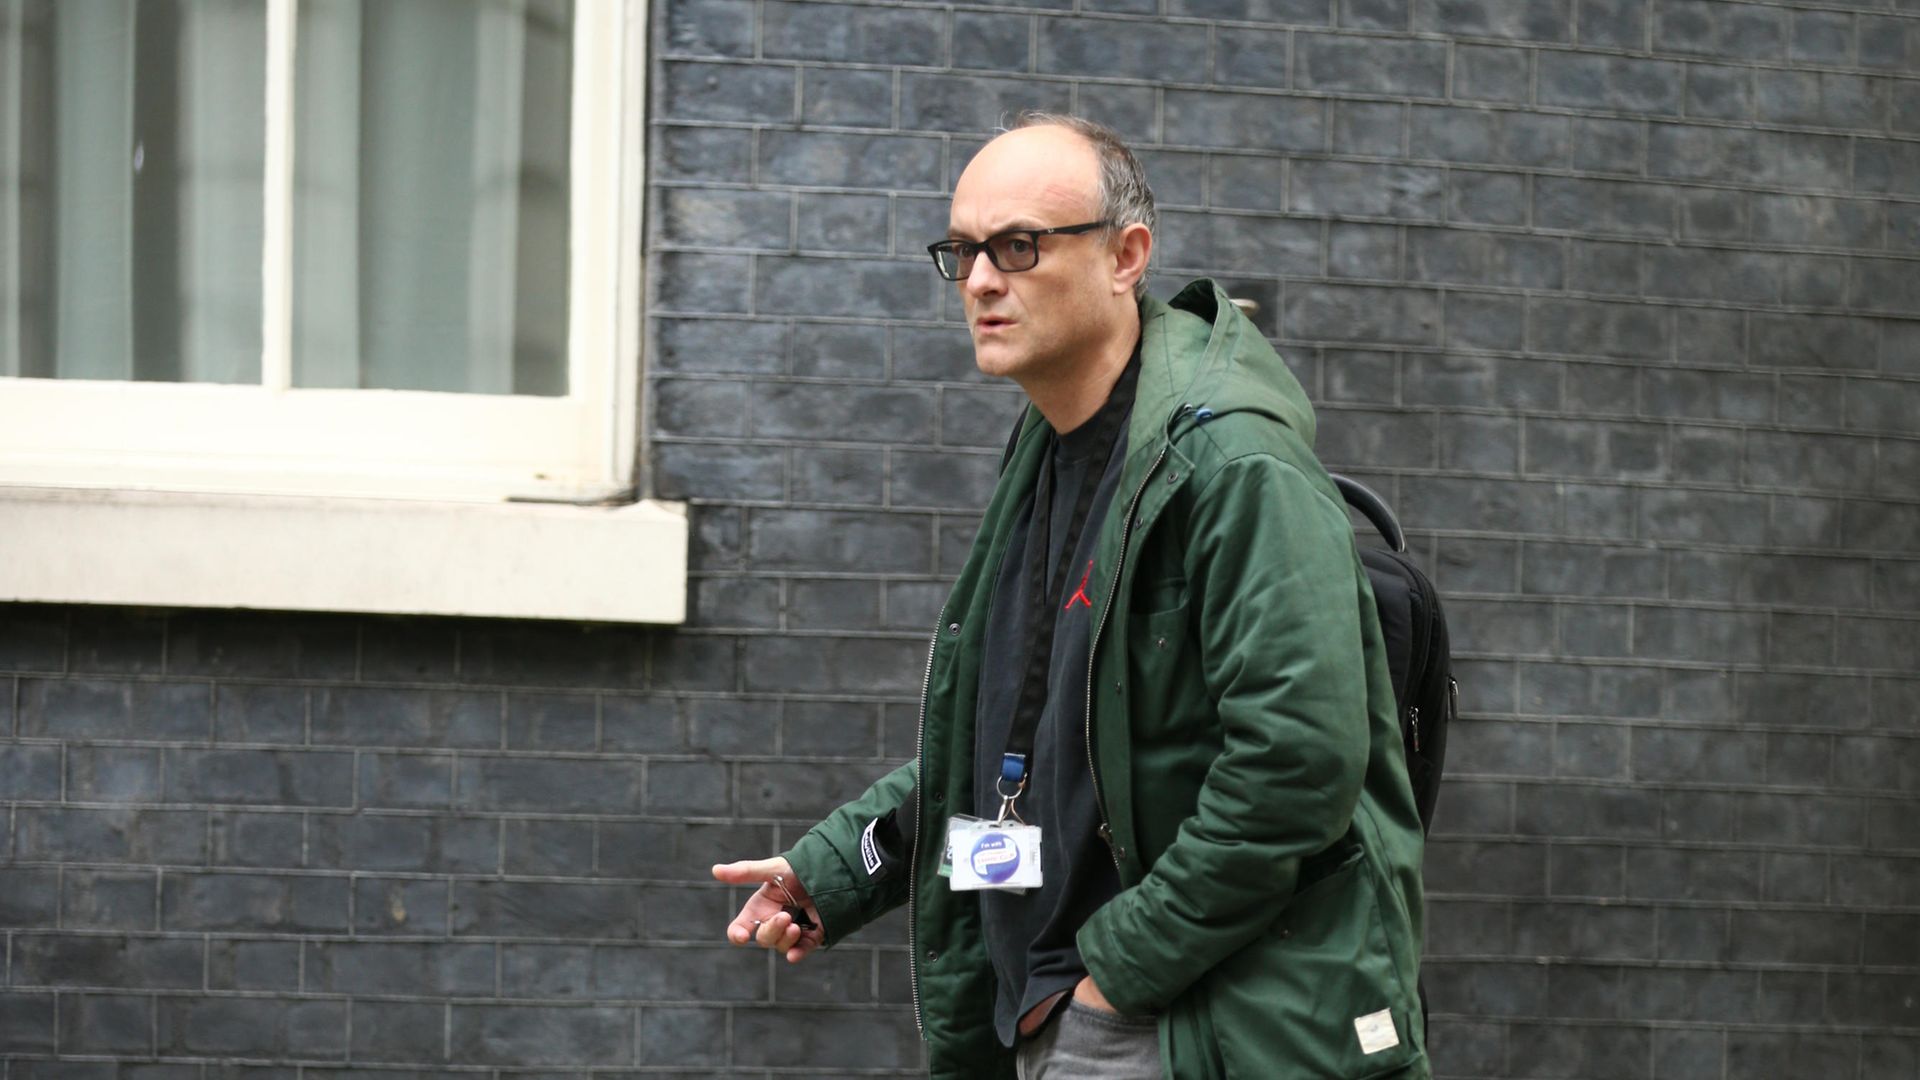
[962, 251, 1006, 297]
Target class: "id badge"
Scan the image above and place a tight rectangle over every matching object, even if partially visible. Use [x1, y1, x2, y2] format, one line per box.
[938, 815, 984, 878]
[947, 818, 1043, 892]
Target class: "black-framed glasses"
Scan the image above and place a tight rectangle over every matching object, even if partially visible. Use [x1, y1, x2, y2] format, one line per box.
[926, 221, 1109, 281]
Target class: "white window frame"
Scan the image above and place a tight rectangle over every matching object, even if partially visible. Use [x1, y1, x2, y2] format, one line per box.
[0, 0, 687, 624]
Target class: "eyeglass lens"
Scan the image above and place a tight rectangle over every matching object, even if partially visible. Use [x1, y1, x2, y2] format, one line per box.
[937, 234, 1040, 279]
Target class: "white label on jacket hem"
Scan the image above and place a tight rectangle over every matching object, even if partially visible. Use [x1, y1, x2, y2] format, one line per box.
[1354, 1009, 1399, 1055]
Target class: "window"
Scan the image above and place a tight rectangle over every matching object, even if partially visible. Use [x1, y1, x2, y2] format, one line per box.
[0, 0, 644, 501]
[0, 0, 684, 624]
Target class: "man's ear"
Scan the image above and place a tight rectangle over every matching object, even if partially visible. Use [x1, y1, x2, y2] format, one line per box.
[1111, 223, 1153, 297]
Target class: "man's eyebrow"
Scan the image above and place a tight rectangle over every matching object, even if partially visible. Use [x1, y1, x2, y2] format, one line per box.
[946, 220, 1046, 241]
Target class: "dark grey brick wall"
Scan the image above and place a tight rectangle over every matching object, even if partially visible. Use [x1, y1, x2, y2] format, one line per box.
[644, 0, 1920, 1073]
[2, 0, 1916, 1075]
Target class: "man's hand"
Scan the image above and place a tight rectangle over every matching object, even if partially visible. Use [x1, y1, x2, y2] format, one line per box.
[712, 856, 823, 964]
[1073, 973, 1119, 1014]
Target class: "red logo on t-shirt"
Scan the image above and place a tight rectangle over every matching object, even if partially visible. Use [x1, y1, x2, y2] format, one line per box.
[1064, 559, 1095, 610]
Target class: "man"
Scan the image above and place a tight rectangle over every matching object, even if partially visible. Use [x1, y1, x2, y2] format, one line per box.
[714, 113, 1429, 1080]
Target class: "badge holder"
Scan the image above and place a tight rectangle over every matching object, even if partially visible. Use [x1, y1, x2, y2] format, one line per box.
[947, 753, 1043, 892]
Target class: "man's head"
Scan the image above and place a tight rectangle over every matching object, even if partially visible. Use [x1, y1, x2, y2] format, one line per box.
[942, 114, 1155, 386]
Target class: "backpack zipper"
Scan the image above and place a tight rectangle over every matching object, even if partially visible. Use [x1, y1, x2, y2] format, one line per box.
[1084, 441, 1172, 874]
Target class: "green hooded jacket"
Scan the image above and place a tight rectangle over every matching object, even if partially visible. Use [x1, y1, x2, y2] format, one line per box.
[783, 280, 1430, 1080]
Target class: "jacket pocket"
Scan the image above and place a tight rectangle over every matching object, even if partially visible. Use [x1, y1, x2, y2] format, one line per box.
[1126, 600, 1202, 743]
[1204, 853, 1421, 1079]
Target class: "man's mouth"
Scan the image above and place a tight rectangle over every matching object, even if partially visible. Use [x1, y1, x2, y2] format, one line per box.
[974, 315, 1014, 333]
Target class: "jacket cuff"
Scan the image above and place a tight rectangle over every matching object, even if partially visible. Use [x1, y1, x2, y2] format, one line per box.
[1076, 891, 1174, 1017]
[782, 828, 862, 949]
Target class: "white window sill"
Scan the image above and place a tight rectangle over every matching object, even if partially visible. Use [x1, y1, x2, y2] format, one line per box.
[0, 486, 687, 624]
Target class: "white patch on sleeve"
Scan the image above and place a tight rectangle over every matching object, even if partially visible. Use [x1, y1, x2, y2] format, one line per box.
[1354, 1009, 1399, 1055]
[860, 818, 883, 877]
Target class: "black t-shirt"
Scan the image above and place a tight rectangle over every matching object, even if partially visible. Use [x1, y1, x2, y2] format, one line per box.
[972, 346, 1140, 1047]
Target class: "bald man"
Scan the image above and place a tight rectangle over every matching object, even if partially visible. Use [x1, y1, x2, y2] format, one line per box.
[715, 114, 1430, 1080]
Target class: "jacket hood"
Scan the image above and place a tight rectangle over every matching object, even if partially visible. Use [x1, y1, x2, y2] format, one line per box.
[1133, 278, 1317, 456]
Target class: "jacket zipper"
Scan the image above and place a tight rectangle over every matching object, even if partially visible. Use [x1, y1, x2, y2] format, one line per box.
[1084, 441, 1172, 874]
[906, 613, 941, 1036]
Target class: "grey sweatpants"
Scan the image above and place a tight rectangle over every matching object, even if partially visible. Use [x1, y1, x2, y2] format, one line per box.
[1015, 1000, 1164, 1080]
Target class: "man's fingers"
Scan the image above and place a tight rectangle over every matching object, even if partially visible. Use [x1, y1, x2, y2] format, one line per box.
[711, 857, 788, 885]
[752, 910, 788, 949]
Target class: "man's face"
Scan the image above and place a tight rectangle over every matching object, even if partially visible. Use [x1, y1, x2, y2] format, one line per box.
[946, 127, 1118, 383]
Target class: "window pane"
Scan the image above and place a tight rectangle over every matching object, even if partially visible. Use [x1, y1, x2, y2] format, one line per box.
[0, 0, 265, 383]
[292, 0, 572, 396]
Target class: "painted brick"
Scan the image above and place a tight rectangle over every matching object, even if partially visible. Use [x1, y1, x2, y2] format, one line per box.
[1163, 90, 1326, 151]
[355, 877, 450, 936]
[454, 758, 645, 814]
[1677, 62, 1748, 123]
[665, 0, 755, 57]
[208, 810, 303, 868]
[156, 997, 346, 1058]
[761, 131, 944, 192]
[731, 1006, 922, 1069]
[802, 68, 894, 128]
[167, 612, 358, 680]
[1408, 227, 1563, 289]
[1648, 123, 1750, 182]
[1040, 17, 1207, 79]
[1171, 0, 1328, 20]
[1856, 138, 1920, 199]
[1285, 283, 1443, 345]
[18, 808, 205, 865]
[348, 1000, 445, 1063]
[207, 938, 300, 991]
[1208, 27, 1291, 89]
[899, 73, 1070, 135]
[654, 125, 753, 185]
[162, 873, 348, 934]
[452, 881, 642, 940]
[656, 188, 791, 251]
[1755, 70, 1887, 130]
[1299, 34, 1447, 95]
[1077, 82, 1161, 142]
[653, 317, 787, 378]
[652, 253, 753, 314]
[22, 678, 209, 741]
[164, 748, 353, 807]
[1860, 17, 1920, 73]
[1541, 53, 1683, 115]
[1330, 100, 1405, 156]
[14, 935, 201, 990]
[740, 635, 927, 694]
[1652, 0, 1785, 61]
[748, 508, 935, 572]
[754, 257, 937, 319]
[1570, 115, 1647, 174]
[1446, 169, 1527, 228]
[659, 61, 793, 124]
[763, 2, 944, 65]
[952, 12, 1031, 73]
[1453, 44, 1532, 103]
[771, 327, 878, 386]
[447, 1005, 633, 1065]
[1414, 0, 1568, 40]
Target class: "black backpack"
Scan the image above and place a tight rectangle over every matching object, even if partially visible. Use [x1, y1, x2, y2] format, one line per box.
[1333, 474, 1455, 836]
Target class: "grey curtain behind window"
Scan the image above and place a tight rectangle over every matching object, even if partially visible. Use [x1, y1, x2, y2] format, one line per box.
[0, 0, 264, 383]
[292, 0, 572, 396]
[0, 0, 570, 395]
